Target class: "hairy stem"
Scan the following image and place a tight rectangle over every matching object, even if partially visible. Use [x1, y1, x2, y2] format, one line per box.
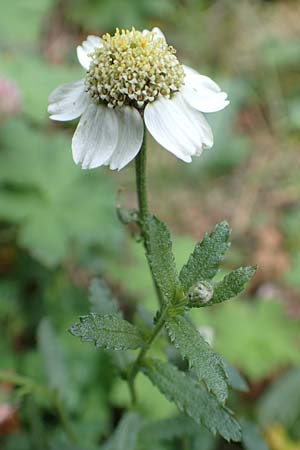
[128, 131, 169, 404]
[128, 306, 169, 405]
[135, 131, 164, 305]
[135, 131, 148, 225]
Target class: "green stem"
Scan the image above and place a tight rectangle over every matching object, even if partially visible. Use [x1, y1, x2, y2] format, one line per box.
[135, 130, 148, 225]
[135, 130, 164, 306]
[129, 129, 170, 405]
[128, 306, 169, 405]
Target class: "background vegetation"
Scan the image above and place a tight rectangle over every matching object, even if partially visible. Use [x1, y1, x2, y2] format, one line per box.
[0, 0, 299, 449]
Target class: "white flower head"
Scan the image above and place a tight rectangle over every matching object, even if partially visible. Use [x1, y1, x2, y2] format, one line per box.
[48, 27, 229, 170]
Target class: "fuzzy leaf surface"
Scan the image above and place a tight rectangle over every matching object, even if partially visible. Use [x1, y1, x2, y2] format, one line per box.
[145, 215, 180, 303]
[88, 281, 133, 371]
[180, 221, 231, 292]
[166, 316, 228, 403]
[142, 359, 241, 442]
[69, 314, 144, 350]
[101, 412, 140, 450]
[204, 266, 256, 307]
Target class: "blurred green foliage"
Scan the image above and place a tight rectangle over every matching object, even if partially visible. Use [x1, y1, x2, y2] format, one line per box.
[0, 120, 122, 266]
[65, 0, 177, 31]
[0, 0, 53, 47]
[1, 0, 300, 449]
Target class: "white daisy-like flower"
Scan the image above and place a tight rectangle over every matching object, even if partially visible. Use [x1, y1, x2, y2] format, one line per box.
[48, 27, 229, 170]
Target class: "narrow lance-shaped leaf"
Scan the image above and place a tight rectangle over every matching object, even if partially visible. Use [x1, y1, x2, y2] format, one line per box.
[69, 313, 145, 350]
[180, 221, 231, 292]
[101, 412, 140, 450]
[142, 358, 241, 442]
[166, 316, 228, 403]
[88, 280, 133, 371]
[204, 266, 256, 307]
[145, 214, 181, 303]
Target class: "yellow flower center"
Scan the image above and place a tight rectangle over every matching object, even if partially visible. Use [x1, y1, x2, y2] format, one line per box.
[85, 27, 184, 109]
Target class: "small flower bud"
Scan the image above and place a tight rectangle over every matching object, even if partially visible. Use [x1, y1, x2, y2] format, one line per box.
[187, 281, 214, 307]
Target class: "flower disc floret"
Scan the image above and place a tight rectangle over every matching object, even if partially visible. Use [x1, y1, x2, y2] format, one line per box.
[85, 27, 185, 109]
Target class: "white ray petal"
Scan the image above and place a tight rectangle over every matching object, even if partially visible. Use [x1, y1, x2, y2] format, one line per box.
[152, 27, 166, 40]
[76, 46, 91, 71]
[144, 93, 213, 162]
[72, 103, 119, 169]
[77, 35, 102, 70]
[182, 65, 229, 113]
[106, 107, 144, 171]
[48, 79, 89, 121]
[83, 35, 102, 52]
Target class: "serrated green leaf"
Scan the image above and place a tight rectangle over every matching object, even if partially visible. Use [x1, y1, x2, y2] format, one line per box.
[101, 412, 140, 450]
[179, 221, 231, 292]
[69, 314, 144, 350]
[240, 418, 269, 450]
[142, 359, 241, 442]
[205, 266, 256, 307]
[145, 215, 180, 303]
[88, 280, 133, 372]
[166, 316, 228, 403]
[89, 279, 120, 316]
[37, 318, 68, 400]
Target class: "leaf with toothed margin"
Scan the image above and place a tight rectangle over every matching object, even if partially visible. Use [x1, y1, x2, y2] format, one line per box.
[145, 215, 181, 304]
[166, 316, 228, 403]
[180, 221, 231, 293]
[203, 266, 256, 307]
[142, 358, 241, 442]
[69, 313, 145, 350]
